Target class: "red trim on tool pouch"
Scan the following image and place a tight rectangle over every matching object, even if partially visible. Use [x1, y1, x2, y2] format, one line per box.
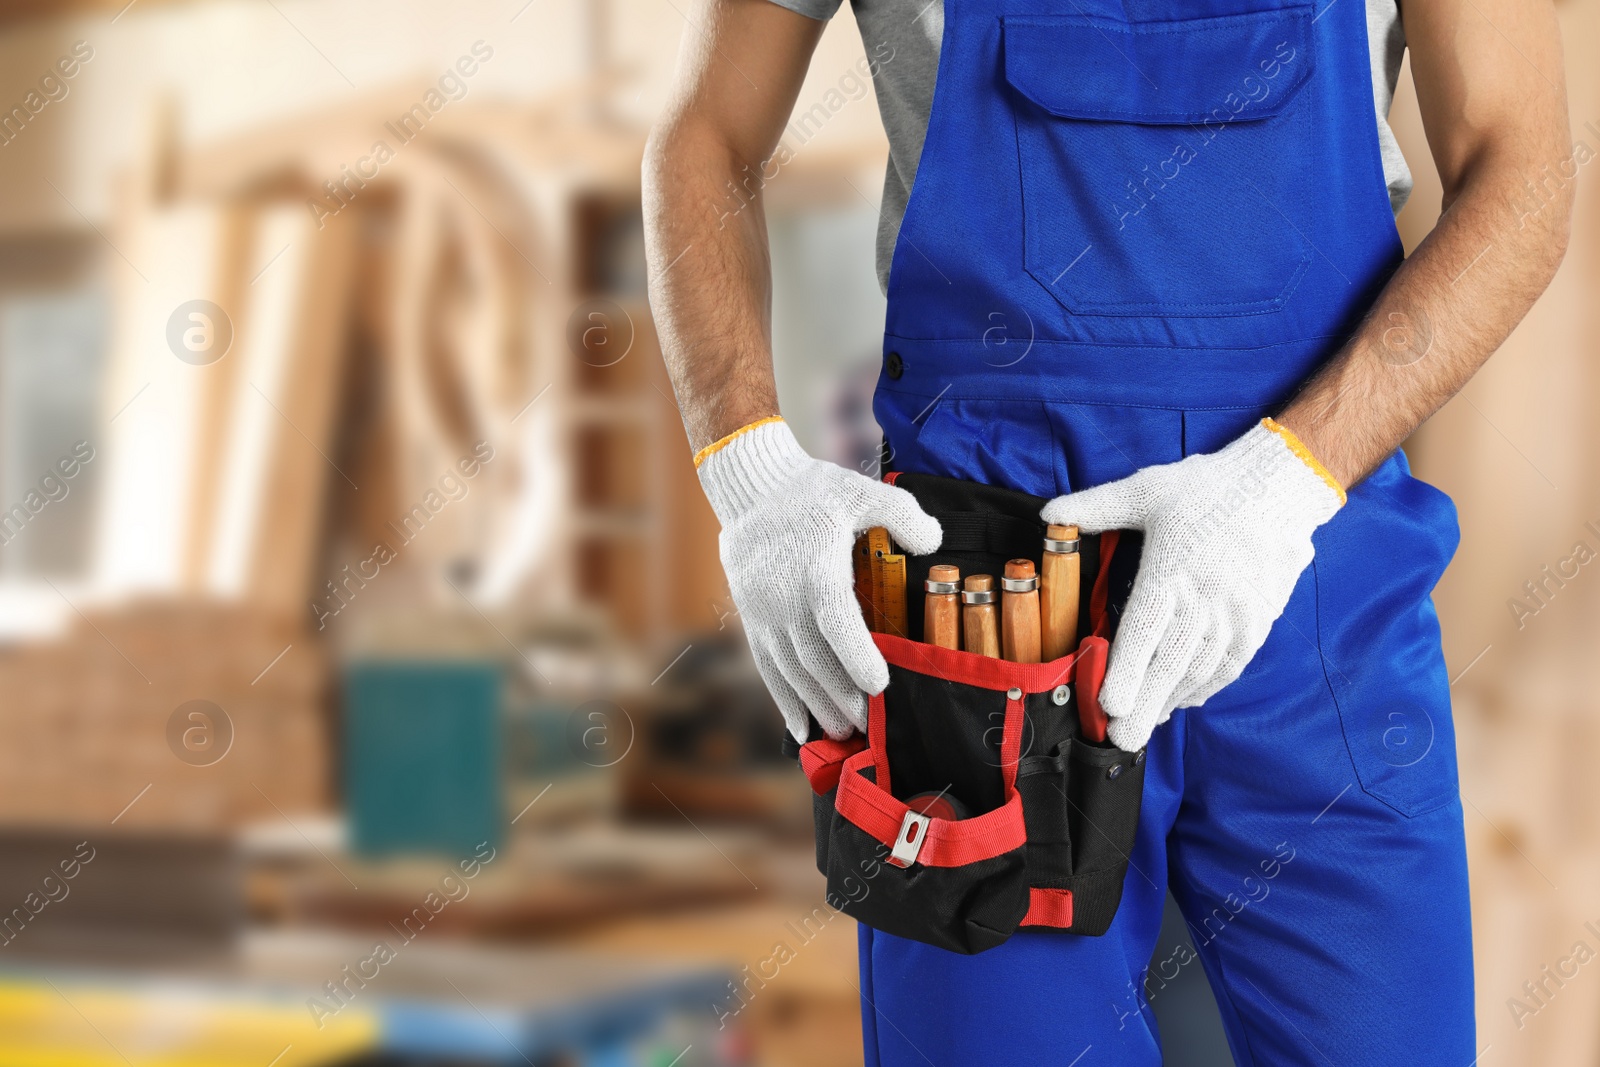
[835, 749, 1028, 867]
[872, 632, 1077, 694]
[1074, 637, 1110, 743]
[883, 471, 902, 485]
[868, 691, 892, 793]
[1089, 529, 1120, 638]
[799, 736, 867, 795]
[1020, 887, 1075, 928]
[837, 679, 1031, 866]
[997, 688, 1025, 791]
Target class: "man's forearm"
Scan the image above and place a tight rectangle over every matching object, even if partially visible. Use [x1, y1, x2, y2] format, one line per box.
[1278, 157, 1572, 488]
[643, 2, 823, 455]
[1278, 0, 1571, 489]
[644, 121, 781, 454]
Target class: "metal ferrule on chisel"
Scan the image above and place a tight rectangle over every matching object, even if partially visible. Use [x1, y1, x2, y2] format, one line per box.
[1001, 575, 1039, 593]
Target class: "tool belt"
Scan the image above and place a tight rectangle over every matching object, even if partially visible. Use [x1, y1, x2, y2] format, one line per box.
[789, 472, 1146, 954]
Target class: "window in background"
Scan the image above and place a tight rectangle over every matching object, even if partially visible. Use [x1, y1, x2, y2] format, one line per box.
[0, 234, 108, 581]
[768, 202, 888, 470]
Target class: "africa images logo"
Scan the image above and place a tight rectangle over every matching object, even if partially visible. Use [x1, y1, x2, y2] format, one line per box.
[1109, 41, 1298, 231]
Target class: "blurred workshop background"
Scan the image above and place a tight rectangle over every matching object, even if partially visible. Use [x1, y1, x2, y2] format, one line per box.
[0, 0, 1594, 1064]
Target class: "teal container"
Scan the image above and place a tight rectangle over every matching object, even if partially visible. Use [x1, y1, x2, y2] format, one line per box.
[343, 660, 502, 858]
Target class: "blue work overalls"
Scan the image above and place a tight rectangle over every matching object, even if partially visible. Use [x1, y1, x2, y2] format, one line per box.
[865, 0, 1476, 1062]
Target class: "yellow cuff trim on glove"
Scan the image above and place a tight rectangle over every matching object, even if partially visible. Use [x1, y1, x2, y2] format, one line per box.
[693, 415, 785, 469]
[1262, 417, 1346, 506]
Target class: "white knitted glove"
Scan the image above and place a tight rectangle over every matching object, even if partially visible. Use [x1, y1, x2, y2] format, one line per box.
[1041, 419, 1345, 751]
[697, 418, 942, 741]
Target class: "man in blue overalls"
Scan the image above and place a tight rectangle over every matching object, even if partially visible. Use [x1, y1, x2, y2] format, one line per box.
[644, 0, 1571, 1057]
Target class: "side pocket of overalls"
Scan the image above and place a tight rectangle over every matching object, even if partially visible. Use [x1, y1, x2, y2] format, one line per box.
[1315, 454, 1463, 818]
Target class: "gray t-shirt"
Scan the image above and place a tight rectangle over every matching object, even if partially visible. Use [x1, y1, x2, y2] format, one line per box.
[770, 0, 1412, 292]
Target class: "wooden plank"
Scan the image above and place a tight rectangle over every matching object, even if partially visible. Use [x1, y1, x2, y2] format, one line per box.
[92, 206, 244, 597]
[181, 205, 252, 590]
[207, 205, 357, 611]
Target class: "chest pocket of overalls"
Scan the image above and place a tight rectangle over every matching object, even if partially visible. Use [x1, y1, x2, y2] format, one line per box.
[1002, 7, 1315, 317]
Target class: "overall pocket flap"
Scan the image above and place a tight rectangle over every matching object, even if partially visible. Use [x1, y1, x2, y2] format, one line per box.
[1002, 8, 1314, 125]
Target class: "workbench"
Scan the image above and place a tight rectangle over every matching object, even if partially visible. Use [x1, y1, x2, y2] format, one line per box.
[0, 930, 734, 1067]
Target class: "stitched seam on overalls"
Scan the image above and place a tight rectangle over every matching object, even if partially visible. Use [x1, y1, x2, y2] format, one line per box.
[1008, 8, 1313, 35]
[1165, 683, 1270, 1066]
[1309, 539, 1455, 819]
[1307, 554, 1364, 792]
[1023, 263, 1309, 312]
[1011, 119, 1316, 313]
[1188, 925, 1267, 1067]
[1163, 840, 1265, 1067]
[876, 389, 1274, 415]
[1035, 296, 1293, 312]
[858, 927, 885, 1067]
[881, 331, 1351, 353]
[1180, 559, 1324, 1066]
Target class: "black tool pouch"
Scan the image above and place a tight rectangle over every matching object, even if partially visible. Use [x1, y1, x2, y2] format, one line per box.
[792, 471, 1146, 953]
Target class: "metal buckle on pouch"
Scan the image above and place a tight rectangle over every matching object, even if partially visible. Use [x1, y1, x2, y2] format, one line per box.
[887, 810, 931, 868]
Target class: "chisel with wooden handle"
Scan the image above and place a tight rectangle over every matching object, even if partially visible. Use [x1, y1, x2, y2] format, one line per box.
[924, 564, 961, 650]
[1041, 523, 1081, 660]
[962, 575, 999, 658]
[1001, 558, 1041, 663]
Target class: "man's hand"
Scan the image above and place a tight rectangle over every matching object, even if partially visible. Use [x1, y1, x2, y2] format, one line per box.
[646, 5, 906, 740]
[1042, 421, 1344, 751]
[699, 419, 941, 741]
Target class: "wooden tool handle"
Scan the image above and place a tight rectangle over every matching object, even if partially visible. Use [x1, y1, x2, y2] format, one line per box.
[962, 574, 1000, 659]
[924, 564, 961, 650]
[1041, 523, 1081, 661]
[853, 532, 879, 632]
[853, 527, 894, 633]
[1001, 559, 1041, 664]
